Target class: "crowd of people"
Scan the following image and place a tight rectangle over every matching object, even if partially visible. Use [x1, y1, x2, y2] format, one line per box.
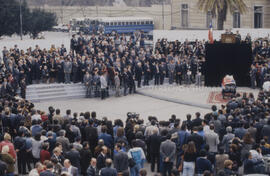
[1, 82, 270, 176]
[0, 31, 270, 176]
[1, 31, 270, 99]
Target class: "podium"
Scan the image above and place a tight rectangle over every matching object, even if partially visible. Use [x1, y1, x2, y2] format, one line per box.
[221, 34, 236, 43]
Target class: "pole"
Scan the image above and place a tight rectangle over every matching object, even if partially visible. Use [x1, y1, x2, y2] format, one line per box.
[170, 0, 173, 29]
[162, 0, 164, 30]
[19, 0, 23, 40]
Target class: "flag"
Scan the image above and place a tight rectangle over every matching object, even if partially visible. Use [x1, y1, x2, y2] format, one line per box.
[208, 22, 214, 44]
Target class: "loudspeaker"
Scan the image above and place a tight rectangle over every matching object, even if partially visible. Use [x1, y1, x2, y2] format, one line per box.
[205, 43, 252, 87]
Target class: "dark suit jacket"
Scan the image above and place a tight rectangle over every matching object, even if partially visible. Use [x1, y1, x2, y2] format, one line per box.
[85, 126, 98, 148]
[40, 170, 55, 176]
[100, 167, 117, 176]
[65, 149, 81, 170]
[97, 153, 107, 171]
[61, 166, 79, 176]
[98, 133, 113, 149]
[86, 165, 97, 176]
[147, 133, 161, 154]
[113, 151, 129, 172]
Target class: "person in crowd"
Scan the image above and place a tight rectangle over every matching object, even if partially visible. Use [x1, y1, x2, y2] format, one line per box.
[147, 128, 161, 173]
[61, 159, 79, 176]
[80, 142, 92, 176]
[114, 143, 129, 173]
[0, 133, 16, 160]
[204, 124, 219, 153]
[1, 145, 15, 176]
[195, 149, 212, 175]
[29, 162, 44, 176]
[215, 148, 229, 174]
[128, 140, 146, 176]
[97, 146, 109, 172]
[86, 158, 98, 176]
[160, 134, 176, 176]
[100, 158, 117, 176]
[40, 162, 55, 176]
[182, 141, 197, 176]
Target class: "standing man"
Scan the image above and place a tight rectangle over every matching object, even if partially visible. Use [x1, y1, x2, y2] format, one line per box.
[70, 34, 77, 56]
[153, 62, 160, 85]
[250, 64, 257, 89]
[114, 143, 129, 174]
[100, 159, 117, 176]
[147, 129, 161, 173]
[135, 62, 143, 88]
[61, 159, 79, 176]
[160, 134, 176, 176]
[84, 72, 92, 98]
[64, 58, 72, 84]
[168, 60, 175, 84]
[100, 72, 107, 100]
[143, 61, 151, 86]
[87, 158, 98, 176]
[159, 62, 166, 85]
[114, 72, 121, 97]
[20, 77, 26, 99]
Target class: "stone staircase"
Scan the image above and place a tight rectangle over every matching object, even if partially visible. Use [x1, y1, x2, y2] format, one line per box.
[26, 83, 86, 102]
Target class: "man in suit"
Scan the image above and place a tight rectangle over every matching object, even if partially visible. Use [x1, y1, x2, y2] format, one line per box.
[147, 128, 161, 172]
[63, 58, 72, 84]
[87, 158, 98, 176]
[98, 126, 113, 149]
[187, 126, 204, 152]
[204, 124, 220, 153]
[84, 71, 92, 98]
[56, 130, 70, 153]
[85, 119, 98, 154]
[100, 159, 117, 176]
[135, 62, 143, 88]
[65, 144, 81, 173]
[40, 162, 55, 176]
[159, 62, 167, 85]
[113, 143, 129, 174]
[61, 159, 79, 176]
[97, 146, 108, 172]
[160, 134, 176, 176]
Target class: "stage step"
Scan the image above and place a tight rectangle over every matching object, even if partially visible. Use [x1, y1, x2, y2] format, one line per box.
[26, 83, 86, 102]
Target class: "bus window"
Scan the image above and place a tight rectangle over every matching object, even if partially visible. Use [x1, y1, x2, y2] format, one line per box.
[106, 22, 109, 26]
[150, 21, 153, 24]
[146, 21, 149, 24]
[110, 22, 113, 26]
[114, 22, 117, 26]
[121, 22, 125, 25]
[137, 21, 140, 25]
[133, 21, 136, 25]
[118, 22, 121, 25]
[141, 21, 145, 25]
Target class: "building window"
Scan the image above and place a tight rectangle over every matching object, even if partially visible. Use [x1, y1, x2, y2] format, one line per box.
[181, 4, 188, 28]
[254, 6, 263, 28]
[206, 11, 212, 28]
[233, 11, 241, 28]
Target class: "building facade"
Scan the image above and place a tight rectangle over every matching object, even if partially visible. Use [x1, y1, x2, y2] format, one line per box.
[171, 0, 270, 29]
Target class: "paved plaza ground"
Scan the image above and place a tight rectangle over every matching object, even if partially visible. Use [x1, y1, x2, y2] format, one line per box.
[34, 84, 259, 123]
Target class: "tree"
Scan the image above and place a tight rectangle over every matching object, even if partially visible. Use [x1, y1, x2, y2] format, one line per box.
[197, 0, 247, 30]
[0, 0, 57, 38]
[24, 9, 57, 39]
[0, 0, 21, 37]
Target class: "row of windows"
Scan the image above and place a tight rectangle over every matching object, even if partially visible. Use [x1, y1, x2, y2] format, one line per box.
[180, 4, 263, 28]
[103, 21, 153, 26]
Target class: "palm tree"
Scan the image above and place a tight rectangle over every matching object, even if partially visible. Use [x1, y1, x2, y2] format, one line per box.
[198, 0, 247, 30]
